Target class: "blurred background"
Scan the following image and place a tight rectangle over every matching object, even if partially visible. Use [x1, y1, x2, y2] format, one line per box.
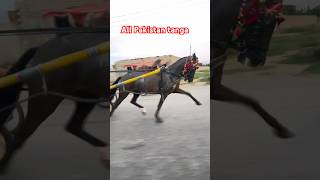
[213, 1, 320, 180]
[0, 1, 108, 179]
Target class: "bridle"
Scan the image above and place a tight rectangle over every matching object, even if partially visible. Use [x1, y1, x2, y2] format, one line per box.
[164, 56, 190, 79]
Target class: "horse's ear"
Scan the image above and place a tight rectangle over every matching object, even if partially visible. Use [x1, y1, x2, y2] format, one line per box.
[192, 53, 197, 60]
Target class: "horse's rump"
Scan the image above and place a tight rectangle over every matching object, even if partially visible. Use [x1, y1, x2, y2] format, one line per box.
[28, 33, 107, 97]
[120, 71, 162, 93]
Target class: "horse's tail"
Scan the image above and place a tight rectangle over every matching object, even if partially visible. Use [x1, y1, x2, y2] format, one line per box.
[110, 76, 121, 102]
[0, 47, 38, 126]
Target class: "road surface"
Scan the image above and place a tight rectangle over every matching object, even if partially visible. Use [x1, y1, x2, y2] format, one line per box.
[213, 72, 320, 180]
[1, 97, 108, 180]
[110, 85, 210, 180]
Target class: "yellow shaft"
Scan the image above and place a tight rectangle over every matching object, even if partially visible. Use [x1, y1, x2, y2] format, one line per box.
[0, 42, 109, 89]
[110, 68, 161, 90]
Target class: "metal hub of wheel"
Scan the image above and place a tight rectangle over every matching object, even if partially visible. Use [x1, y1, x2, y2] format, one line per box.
[0, 133, 6, 161]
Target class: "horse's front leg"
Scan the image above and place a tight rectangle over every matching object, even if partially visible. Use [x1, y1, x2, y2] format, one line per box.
[174, 88, 202, 105]
[212, 84, 294, 138]
[110, 91, 129, 116]
[130, 94, 147, 115]
[155, 94, 168, 123]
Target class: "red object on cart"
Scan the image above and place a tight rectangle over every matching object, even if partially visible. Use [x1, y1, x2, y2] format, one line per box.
[43, 3, 107, 27]
[241, 0, 261, 26]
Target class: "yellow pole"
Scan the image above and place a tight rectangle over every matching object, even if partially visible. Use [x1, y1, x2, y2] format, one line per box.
[110, 68, 161, 90]
[0, 42, 109, 89]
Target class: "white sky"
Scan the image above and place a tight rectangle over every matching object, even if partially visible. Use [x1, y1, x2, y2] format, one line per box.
[110, 0, 210, 65]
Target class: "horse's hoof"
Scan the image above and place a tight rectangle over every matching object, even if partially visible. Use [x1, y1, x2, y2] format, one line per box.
[196, 102, 202, 105]
[140, 108, 147, 115]
[156, 118, 163, 123]
[274, 128, 295, 139]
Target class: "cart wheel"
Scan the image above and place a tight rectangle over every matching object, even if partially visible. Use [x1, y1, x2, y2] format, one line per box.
[5, 104, 24, 133]
[0, 128, 9, 162]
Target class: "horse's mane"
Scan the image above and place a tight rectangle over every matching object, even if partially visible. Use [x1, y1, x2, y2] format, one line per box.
[168, 56, 188, 69]
[166, 56, 189, 76]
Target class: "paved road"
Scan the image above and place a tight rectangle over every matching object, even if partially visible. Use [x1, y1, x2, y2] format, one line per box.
[110, 85, 210, 180]
[213, 72, 320, 180]
[1, 98, 108, 180]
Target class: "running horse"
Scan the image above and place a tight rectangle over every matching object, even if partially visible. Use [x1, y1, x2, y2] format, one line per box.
[212, 0, 294, 138]
[0, 17, 108, 171]
[110, 54, 202, 123]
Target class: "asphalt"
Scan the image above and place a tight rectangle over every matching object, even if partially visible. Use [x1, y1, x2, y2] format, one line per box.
[110, 85, 210, 180]
[212, 72, 320, 180]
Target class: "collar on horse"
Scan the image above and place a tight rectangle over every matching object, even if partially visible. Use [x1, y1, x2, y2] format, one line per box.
[163, 68, 183, 79]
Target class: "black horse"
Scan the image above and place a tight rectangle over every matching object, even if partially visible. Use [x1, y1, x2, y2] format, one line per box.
[212, 0, 294, 138]
[110, 54, 202, 122]
[0, 33, 108, 172]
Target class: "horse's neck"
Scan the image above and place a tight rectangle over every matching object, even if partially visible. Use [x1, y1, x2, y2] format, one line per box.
[168, 57, 187, 74]
[213, 0, 241, 57]
[213, 0, 240, 43]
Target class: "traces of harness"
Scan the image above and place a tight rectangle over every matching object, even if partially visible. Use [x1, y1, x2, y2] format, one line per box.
[114, 68, 182, 96]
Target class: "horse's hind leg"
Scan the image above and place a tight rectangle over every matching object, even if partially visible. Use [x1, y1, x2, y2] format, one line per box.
[130, 94, 146, 115]
[155, 94, 168, 123]
[65, 102, 108, 165]
[0, 95, 63, 171]
[212, 84, 294, 138]
[174, 88, 202, 105]
[65, 102, 106, 146]
[110, 91, 129, 116]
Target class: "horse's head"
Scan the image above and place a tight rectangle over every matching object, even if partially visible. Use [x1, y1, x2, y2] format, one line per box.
[168, 54, 191, 76]
[234, 1, 280, 66]
[191, 53, 198, 61]
[213, 0, 279, 67]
